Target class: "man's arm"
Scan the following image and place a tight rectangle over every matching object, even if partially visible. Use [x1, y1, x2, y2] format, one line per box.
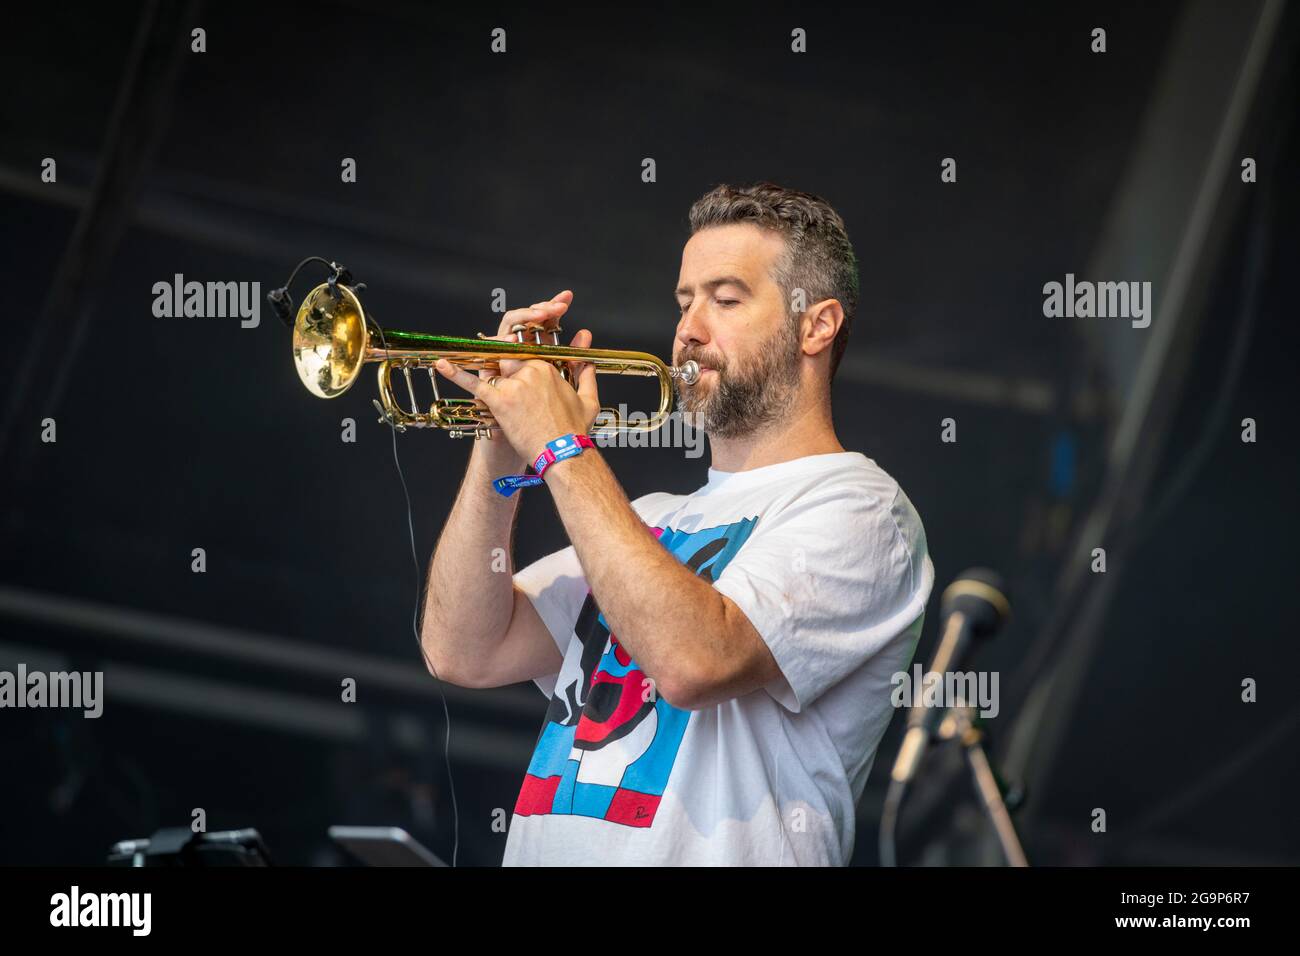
[542, 450, 781, 710]
[428, 355, 780, 708]
[419, 441, 562, 688]
[420, 297, 588, 689]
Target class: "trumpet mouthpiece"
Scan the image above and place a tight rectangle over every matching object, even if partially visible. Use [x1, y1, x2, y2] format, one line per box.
[673, 360, 701, 385]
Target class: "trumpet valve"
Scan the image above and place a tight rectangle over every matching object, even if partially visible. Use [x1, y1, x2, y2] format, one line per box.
[509, 322, 561, 345]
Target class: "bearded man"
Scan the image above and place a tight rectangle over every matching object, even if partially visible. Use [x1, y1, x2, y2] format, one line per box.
[421, 182, 934, 866]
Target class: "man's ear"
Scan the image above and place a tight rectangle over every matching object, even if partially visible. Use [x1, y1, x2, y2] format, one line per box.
[802, 299, 844, 360]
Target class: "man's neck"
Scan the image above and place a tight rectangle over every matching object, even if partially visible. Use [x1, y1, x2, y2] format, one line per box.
[706, 393, 845, 473]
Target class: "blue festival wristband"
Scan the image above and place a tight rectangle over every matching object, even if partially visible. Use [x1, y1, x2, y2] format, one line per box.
[492, 433, 595, 497]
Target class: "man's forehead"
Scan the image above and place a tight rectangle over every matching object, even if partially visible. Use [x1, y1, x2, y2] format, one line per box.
[677, 224, 783, 289]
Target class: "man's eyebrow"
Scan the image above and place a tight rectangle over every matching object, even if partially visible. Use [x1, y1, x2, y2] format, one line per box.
[674, 276, 754, 298]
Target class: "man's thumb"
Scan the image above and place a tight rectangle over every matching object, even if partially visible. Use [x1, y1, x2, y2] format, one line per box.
[567, 328, 592, 383]
[577, 360, 597, 396]
[574, 332, 597, 399]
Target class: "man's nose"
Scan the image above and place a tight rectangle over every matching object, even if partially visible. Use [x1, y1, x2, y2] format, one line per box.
[675, 302, 710, 350]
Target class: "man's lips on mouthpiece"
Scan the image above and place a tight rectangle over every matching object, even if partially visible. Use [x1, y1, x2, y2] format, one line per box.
[678, 358, 717, 380]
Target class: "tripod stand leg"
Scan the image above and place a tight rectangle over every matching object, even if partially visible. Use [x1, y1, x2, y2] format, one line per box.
[965, 741, 1029, 867]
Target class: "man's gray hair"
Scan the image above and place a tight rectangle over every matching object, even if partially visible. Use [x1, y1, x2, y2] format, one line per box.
[687, 182, 859, 381]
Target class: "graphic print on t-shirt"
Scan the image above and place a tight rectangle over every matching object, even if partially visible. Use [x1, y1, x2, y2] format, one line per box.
[513, 514, 759, 827]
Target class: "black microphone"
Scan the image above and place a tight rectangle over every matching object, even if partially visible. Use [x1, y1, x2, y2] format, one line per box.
[268, 259, 361, 330]
[890, 568, 1010, 785]
[267, 286, 295, 328]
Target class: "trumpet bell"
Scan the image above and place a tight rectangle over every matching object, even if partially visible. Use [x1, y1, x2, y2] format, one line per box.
[292, 283, 369, 398]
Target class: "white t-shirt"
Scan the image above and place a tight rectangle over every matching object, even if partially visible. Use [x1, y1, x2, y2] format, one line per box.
[504, 451, 933, 866]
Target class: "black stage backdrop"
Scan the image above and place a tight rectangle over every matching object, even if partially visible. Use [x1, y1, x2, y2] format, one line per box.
[0, 1, 1297, 869]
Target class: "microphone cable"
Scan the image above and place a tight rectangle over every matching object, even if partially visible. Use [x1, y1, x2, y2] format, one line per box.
[878, 777, 906, 868]
[373, 316, 462, 868]
[273, 261, 461, 866]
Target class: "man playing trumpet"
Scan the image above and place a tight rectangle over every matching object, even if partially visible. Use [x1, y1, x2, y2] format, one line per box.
[422, 182, 933, 866]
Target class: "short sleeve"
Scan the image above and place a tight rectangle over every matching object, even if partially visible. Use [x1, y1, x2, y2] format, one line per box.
[712, 483, 934, 713]
[513, 545, 588, 697]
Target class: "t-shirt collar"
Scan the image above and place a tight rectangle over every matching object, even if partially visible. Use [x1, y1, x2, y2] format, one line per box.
[701, 451, 867, 494]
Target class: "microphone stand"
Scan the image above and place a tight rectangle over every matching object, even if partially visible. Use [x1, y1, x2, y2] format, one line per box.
[938, 699, 1029, 867]
[878, 568, 1014, 867]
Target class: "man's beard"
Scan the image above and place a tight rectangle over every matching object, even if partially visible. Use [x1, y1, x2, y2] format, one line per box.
[674, 318, 803, 439]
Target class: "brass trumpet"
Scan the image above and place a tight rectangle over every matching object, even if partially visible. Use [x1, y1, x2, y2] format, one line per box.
[290, 279, 699, 437]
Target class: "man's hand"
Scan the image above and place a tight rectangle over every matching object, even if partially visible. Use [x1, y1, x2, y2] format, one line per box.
[435, 297, 601, 465]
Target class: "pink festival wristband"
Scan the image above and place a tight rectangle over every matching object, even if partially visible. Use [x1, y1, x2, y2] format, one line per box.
[492, 433, 595, 497]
